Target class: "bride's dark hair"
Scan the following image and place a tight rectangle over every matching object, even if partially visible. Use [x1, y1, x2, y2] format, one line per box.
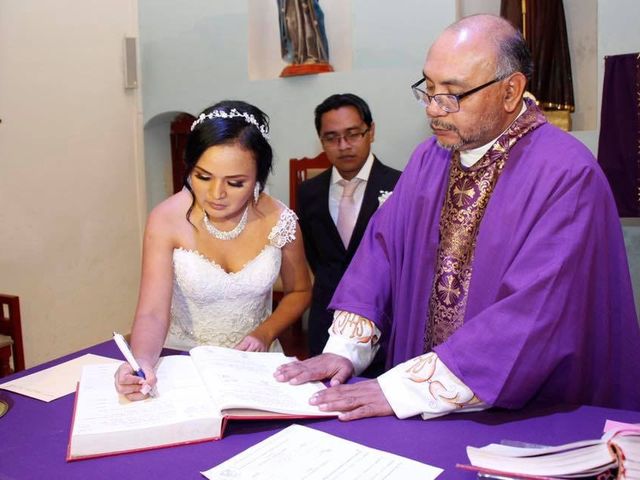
[183, 100, 273, 225]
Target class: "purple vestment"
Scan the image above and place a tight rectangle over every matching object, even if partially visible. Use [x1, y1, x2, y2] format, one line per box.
[330, 122, 640, 410]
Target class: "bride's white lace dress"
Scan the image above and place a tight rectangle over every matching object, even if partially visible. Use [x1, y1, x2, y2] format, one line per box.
[165, 207, 297, 352]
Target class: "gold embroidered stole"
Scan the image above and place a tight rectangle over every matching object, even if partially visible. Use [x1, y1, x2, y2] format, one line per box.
[424, 101, 547, 352]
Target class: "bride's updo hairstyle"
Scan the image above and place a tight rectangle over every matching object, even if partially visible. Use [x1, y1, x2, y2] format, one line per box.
[183, 100, 273, 223]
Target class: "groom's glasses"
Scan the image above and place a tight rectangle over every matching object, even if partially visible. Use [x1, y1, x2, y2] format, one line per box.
[320, 127, 370, 147]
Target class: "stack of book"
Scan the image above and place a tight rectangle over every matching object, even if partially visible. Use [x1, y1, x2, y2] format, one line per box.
[459, 420, 639, 479]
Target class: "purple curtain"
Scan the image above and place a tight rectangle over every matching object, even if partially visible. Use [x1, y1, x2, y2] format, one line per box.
[501, 0, 575, 111]
[597, 53, 640, 217]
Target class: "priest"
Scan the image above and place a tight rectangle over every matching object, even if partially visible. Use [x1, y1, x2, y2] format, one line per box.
[275, 14, 640, 420]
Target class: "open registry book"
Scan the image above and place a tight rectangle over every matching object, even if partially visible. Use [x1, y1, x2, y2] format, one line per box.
[460, 421, 640, 479]
[67, 346, 336, 461]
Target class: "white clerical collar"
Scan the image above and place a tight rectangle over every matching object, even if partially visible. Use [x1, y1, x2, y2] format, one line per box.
[331, 152, 374, 184]
[459, 102, 528, 168]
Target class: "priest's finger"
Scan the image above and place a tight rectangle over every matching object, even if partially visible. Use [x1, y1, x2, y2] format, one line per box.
[327, 357, 354, 386]
[274, 360, 303, 380]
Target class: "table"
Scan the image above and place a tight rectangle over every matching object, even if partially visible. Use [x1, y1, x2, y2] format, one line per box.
[1, 341, 639, 479]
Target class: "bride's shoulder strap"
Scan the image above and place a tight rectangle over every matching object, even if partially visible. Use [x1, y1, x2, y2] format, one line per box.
[268, 204, 298, 248]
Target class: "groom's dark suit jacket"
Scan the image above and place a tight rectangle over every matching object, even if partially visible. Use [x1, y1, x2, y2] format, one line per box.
[297, 157, 401, 374]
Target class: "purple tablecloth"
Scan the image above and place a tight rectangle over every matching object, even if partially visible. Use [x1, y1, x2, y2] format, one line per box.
[1, 341, 639, 479]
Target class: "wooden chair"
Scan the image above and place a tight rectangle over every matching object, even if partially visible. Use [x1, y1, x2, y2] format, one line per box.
[276, 152, 331, 359]
[288, 152, 331, 212]
[0, 294, 25, 377]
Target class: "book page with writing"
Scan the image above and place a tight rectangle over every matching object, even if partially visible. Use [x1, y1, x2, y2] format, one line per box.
[201, 424, 443, 480]
[68, 357, 223, 460]
[189, 346, 335, 417]
[0, 353, 121, 402]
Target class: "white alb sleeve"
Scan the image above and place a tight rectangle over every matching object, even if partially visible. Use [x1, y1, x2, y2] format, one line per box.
[377, 352, 487, 419]
[321, 310, 380, 376]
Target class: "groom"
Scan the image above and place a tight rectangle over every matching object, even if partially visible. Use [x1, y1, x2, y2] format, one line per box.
[296, 93, 401, 373]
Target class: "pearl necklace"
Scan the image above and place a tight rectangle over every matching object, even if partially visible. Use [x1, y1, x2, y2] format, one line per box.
[202, 205, 249, 240]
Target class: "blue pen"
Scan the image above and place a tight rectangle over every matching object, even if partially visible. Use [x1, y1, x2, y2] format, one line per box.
[112, 332, 146, 380]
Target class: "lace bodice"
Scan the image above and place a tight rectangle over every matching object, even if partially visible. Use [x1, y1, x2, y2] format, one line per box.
[165, 207, 297, 351]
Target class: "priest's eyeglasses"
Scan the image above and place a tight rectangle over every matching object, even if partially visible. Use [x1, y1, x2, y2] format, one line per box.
[320, 128, 370, 147]
[410, 75, 507, 113]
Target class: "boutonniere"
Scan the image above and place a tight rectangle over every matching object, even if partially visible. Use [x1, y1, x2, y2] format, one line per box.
[378, 190, 393, 206]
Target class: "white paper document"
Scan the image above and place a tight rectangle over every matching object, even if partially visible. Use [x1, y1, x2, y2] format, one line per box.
[0, 353, 121, 402]
[201, 424, 443, 480]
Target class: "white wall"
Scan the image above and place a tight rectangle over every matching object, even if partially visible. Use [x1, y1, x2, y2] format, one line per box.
[0, 0, 144, 366]
[139, 0, 455, 208]
[140, 0, 605, 208]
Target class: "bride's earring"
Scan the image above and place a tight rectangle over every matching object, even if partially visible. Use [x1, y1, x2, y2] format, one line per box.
[253, 182, 260, 204]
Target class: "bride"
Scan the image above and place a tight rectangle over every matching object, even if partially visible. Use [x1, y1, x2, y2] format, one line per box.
[115, 100, 311, 400]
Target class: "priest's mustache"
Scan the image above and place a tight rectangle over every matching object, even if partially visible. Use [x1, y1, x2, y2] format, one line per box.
[431, 120, 458, 133]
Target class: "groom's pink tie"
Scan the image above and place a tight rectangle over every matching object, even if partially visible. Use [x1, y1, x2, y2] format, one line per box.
[336, 178, 362, 248]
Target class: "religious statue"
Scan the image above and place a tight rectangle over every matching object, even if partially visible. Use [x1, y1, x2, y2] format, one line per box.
[278, 0, 334, 77]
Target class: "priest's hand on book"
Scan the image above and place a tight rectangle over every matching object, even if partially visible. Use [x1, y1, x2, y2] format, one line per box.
[274, 353, 354, 387]
[114, 359, 156, 401]
[310, 379, 394, 421]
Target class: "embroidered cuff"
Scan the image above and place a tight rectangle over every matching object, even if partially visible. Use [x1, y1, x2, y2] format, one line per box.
[378, 352, 487, 420]
[322, 310, 380, 376]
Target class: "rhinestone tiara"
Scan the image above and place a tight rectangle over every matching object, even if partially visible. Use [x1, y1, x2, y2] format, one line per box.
[190, 108, 270, 139]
